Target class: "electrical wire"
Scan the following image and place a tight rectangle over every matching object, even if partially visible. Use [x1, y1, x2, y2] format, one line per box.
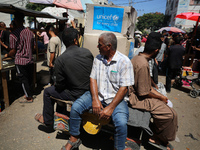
[114, 0, 153, 6]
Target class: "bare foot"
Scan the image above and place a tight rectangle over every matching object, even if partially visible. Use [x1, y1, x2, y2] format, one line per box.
[149, 135, 162, 144]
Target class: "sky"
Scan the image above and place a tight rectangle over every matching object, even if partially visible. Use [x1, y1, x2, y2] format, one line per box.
[108, 0, 167, 16]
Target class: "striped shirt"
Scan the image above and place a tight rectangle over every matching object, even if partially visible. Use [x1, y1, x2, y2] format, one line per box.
[90, 51, 134, 104]
[10, 26, 34, 65]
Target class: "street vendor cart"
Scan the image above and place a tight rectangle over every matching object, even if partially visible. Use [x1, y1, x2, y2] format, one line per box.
[0, 3, 67, 108]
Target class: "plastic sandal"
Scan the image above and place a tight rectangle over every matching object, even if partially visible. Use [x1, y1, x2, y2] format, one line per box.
[19, 99, 33, 103]
[34, 113, 44, 124]
[62, 138, 82, 150]
[148, 141, 167, 150]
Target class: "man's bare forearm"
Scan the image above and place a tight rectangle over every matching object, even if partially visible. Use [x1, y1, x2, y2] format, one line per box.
[90, 78, 99, 101]
[108, 86, 128, 109]
[144, 87, 167, 103]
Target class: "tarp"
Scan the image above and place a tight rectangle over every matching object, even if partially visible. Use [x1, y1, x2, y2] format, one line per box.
[0, 3, 67, 20]
[29, 0, 54, 4]
[54, 0, 93, 11]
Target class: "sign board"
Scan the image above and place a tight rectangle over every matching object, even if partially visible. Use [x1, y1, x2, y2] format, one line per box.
[93, 6, 124, 33]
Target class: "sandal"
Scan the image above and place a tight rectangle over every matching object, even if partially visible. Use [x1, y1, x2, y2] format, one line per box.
[62, 138, 82, 150]
[19, 99, 33, 103]
[34, 113, 44, 124]
[148, 141, 167, 150]
[148, 141, 174, 150]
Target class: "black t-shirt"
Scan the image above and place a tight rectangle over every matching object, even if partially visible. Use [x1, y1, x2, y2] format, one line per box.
[1, 30, 10, 51]
[166, 44, 185, 69]
[54, 45, 94, 101]
[194, 38, 200, 59]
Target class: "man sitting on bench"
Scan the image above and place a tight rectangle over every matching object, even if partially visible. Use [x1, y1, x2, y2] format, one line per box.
[129, 32, 178, 150]
[34, 28, 94, 126]
[61, 32, 134, 150]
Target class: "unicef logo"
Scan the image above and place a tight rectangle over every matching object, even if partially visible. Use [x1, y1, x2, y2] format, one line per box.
[112, 15, 119, 21]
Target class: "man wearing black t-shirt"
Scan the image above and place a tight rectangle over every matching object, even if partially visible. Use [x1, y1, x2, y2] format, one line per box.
[34, 28, 94, 126]
[0, 22, 10, 55]
[165, 36, 185, 92]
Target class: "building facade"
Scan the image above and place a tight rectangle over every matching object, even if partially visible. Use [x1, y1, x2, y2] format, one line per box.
[165, 0, 200, 29]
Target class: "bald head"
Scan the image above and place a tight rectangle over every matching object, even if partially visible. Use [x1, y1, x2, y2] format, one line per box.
[99, 32, 117, 51]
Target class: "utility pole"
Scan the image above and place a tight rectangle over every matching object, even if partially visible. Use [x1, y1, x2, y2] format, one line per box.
[129, 0, 132, 6]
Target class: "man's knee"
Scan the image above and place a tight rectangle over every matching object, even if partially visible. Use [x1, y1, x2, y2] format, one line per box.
[113, 114, 128, 130]
[71, 101, 82, 114]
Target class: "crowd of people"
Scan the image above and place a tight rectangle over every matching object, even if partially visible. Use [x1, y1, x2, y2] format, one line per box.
[1, 10, 200, 150]
[134, 28, 200, 93]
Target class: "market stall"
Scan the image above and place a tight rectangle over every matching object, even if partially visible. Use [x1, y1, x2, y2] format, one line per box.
[0, 3, 67, 108]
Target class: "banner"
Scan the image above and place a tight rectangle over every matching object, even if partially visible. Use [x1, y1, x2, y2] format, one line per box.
[93, 6, 124, 33]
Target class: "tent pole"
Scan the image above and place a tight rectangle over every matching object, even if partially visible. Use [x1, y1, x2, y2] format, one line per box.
[34, 16, 39, 61]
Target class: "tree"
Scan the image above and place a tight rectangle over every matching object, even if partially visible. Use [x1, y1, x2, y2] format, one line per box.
[136, 12, 168, 32]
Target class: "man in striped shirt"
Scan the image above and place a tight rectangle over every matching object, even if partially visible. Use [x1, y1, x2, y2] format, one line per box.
[63, 32, 134, 150]
[4, 12, 35, 103]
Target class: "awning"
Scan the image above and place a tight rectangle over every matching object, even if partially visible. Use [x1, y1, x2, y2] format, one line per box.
[0, 3, 67, 20]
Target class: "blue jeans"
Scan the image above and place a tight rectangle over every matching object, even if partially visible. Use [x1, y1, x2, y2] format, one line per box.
[69, 91, 129, 150]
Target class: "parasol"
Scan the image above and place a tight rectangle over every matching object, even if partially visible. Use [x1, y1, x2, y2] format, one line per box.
[157, 26, 186, 34]
[135, 30, 142, 34]
[175, 12, 200, 65]
[36, 7, 67, 23]
[29, 0, 54, 4]
[175, 12, 200, 22]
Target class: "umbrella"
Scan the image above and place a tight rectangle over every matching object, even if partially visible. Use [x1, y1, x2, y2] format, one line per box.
[175, 12, 200, 22]
[53, 0, 93, 11]
[135, 30, 142, 34]
[37, 7, 67, 23]
[175, 12, 200, 65]
[157, 27, 186, 33]
[29, 0, 54, 4]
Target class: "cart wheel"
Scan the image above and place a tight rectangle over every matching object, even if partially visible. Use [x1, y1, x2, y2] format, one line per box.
[190, 90, 198, 98]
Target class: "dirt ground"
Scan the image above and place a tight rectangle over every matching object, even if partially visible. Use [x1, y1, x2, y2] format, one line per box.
[0, 62, 200, 150]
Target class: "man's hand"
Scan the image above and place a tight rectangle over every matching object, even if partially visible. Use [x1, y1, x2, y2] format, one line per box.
[99, 105, 114, 120]
[92, 99, 103, 116]
[4, 53, 8, 58]
[49, 62, 54, 68]
[160, 95, 168, 104]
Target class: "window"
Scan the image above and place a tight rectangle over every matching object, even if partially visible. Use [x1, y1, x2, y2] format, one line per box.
[190, 0, 200, 5]
[194, 0, 200, 4]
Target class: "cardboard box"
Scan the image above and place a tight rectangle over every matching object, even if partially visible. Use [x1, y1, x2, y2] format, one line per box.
[83, 33, 134, 58]
[84, 4, 137, 39]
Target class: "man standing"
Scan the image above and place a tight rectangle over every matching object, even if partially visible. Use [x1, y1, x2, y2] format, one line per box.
[62, 32, 134, 150]
[46, 25, 61, 85]
[35, 28, 94, 127]
[0, 22, 10, 55]
[129, 32, 178, 149]
[166, 36, 185, 92]
[4, 12, 35, 102]
[156, 35, 167, 72]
